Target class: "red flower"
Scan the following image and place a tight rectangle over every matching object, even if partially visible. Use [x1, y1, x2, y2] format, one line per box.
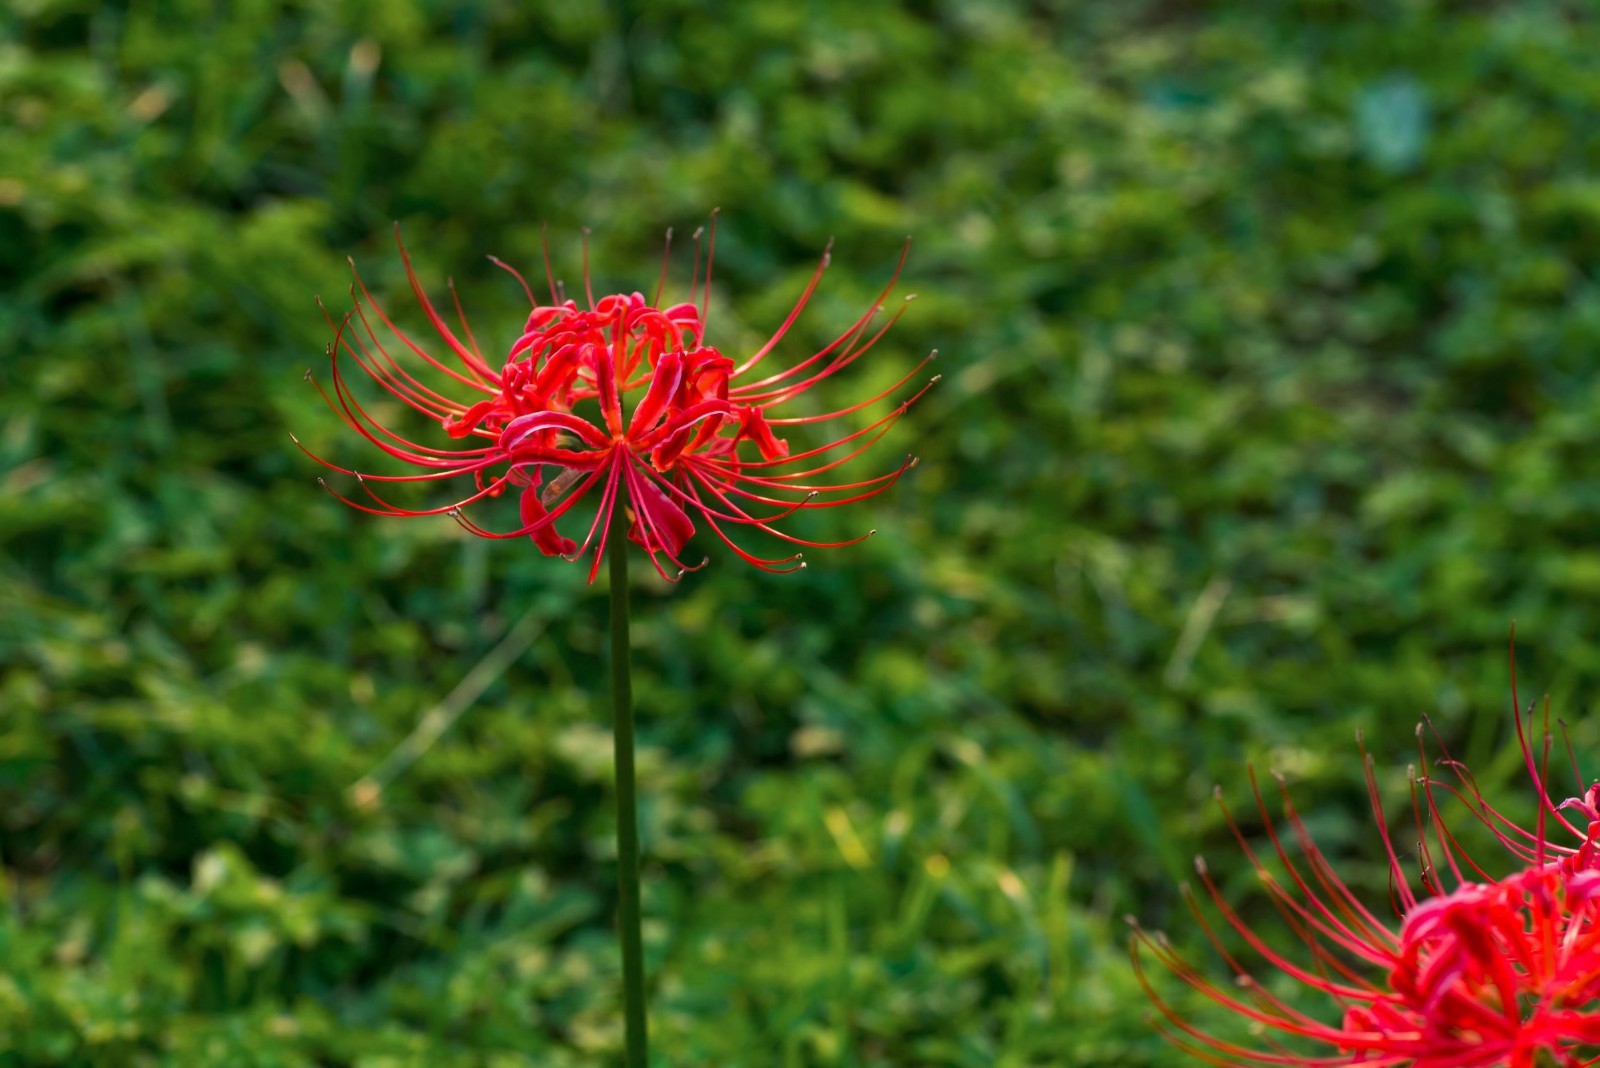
[296, 218, 934, 580]
[1132, 655, 1600, 1067]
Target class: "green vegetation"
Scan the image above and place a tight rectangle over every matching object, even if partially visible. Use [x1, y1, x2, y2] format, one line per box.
[8, 0, 1600, 1063]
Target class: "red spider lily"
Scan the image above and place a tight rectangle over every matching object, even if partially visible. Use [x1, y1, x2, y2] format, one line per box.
[295, 217, 934, 581]
[1131, 645, 1600, 1068]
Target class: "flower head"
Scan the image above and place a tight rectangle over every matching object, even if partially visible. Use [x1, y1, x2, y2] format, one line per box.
[1132, 649, 1600, 1067]
[297, 217, 934, 581]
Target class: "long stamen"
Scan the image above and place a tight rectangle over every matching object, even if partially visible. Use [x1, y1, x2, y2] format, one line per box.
[540, 221, 559, 305]
[688, 225, 705, 317]
[734, 296, 916, 405]
[393, 226, 499, 382]
[488, 253, 538, 307]
[319, 324, 488, 462]
[685, 466, 877, 550]
[698, 208, 718, 346]
[447, 276, 491, 371]
[766, 357, 938, 426]
[340, 296, 469, 419]
[581, 226, 596, 311]
[730, 239, 831, 379]
[349, 260, 496, 397]
[654, 227, 673, 307]
[446, 466, 602, 540]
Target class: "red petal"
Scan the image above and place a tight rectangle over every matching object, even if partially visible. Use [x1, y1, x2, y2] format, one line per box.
[519, 484, 577, 556]
[736, 405, 789, 460]
[626, 474, 695, 557]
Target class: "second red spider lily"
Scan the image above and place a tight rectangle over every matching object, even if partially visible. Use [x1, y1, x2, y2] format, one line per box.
[1132, 648, 1600, 1068]
[297, 218, 935, 581]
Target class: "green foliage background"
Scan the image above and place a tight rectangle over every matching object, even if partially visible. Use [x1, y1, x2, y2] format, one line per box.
[7, 0, 1600, 1064]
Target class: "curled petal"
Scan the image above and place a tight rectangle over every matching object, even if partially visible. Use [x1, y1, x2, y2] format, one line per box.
[735, 405, 789, 461]
[626, 470, 695, 558]
[519, 481, 579, 556]
[500, 410, 611, 450]
[630, 348, 685, 435]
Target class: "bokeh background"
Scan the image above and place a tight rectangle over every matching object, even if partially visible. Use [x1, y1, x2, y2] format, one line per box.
[8, 1, 1600, 1064]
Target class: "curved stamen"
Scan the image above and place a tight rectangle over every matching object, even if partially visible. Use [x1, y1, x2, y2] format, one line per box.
[639, 456, 820, 525]
[653, 227, 673, 308]
[698, 208, 718, 347]
[692, 454, 915, 511]
[488, 253, 538, 307]
[685, 466, 876, 550]
[730, 238, 831, 379]
[766, 359, 938, 427]
[317, 470, 507, 518]
[351, 252, 494, 395]
[685, 481, 807, 573]
[317, 294, 458, 423]
[445, 465, 604, 540]
[292, 433, 502, 483]
[701, 455, 917, 493]
[727, 377, 937, 470]
[733, 236, 907, 382]
[733, 296, 917, 406]
[317, 324, 494, 464]
[393, 225, 499, 383]
[448, 276, 488, 367]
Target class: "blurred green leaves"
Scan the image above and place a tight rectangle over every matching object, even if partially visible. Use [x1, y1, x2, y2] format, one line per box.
[1356, 74, 1429, 173]
[8, 0, 1600, 1064]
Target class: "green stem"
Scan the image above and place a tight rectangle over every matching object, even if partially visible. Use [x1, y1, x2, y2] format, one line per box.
[608, 515, 648, 1068]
